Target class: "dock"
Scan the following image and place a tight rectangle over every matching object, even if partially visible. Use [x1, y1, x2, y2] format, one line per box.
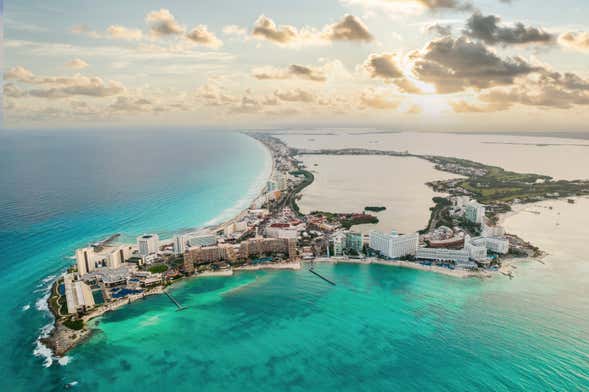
[164, 289, 187, 311]
[308, 268, 336, 286]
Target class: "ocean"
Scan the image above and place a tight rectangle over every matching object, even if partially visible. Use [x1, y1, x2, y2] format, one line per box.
[0, 129, 271, 389]
[1, 130, 588, 391]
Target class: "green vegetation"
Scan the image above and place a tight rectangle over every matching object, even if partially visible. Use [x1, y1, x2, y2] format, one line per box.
[341, 215, 378, 229]
[429, 156, 589, 205]
[310, 211, 379, 229]
[148, 264, 168, 274]
[364, 206, 386, 212]
[63, 318, 84, 331]
[287, 169, 315, 215]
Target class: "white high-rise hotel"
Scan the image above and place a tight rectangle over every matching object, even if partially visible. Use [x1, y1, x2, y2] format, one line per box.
[369, 230, 419, 259]
[137, 234, 159, 256]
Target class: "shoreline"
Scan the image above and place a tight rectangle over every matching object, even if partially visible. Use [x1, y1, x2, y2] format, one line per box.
[313, 258, 492, 279]
[40, 133, 276, 360]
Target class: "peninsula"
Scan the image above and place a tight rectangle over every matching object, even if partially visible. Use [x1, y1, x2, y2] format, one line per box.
[42, 131, 589, 357]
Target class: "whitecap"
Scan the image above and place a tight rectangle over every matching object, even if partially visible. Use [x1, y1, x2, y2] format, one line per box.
[42, 274, 57, 284]
[58, 355, 72, 366]
[35, 291, 50, 312]
[33, 338, 54, 368]
[22, 304, 31, 311]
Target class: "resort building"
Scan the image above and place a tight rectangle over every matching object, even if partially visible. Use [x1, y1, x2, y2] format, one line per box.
[331, 232, 346, 257]
[224, 221, 248, 236]
[345, 232, 364, 253]
[75, 247, 95, 276]
[187, 233, 217, 247]
[481, 224, 505, 238]
[416, 247, 471, 264]
[75, 245, 131, 276]
[173, 235, 187, 255]
[266, 223, 298, 239]
[184, 237, 297, 269]
[64, 273, 95, 314]
[465, 201, 485, 224]
[137, 234, 159, 257]
[471, 237, 510, 254]
[369, 230, 419, 259]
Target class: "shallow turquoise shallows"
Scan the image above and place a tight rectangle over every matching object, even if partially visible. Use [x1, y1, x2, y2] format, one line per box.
[1, 130, 588, 391]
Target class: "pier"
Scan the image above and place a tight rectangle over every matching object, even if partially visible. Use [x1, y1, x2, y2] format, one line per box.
[164, 289, 187, 311]
[308, 268, 336, 286]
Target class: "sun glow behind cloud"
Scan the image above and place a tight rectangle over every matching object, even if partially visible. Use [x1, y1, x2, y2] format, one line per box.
[3, 1, 589, 131]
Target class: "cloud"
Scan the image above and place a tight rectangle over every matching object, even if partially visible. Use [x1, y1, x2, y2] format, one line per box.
[5, 66, 125, 98]
[558, 31, 589, 52]
[66, 58, 89, 69]
[323, 15, 373, 42]
[252, 15, 298, 44]
[196, 83, 239, 106]
[70, 24, 100, 38]
[72, 24, 143, 41]
[5, 66, 36, 83]
[186, 25, 223, 48]
[146, 9, 184, 37]
[251, 14, 373, 46]
[409, 36, 540, 93]
[4, 83, 28, 98]
[464, 12, 555, 46]
[106, 25, 143, 41]
[479, 71, 589, 109]
[363, 53, 420, 93]
[28, 79, 125, 98]
[425, 23, 453, 36]
[109, 96, 153, 112]
[222, 25, 247, 37]
[450, 100, 510, 112]
[340, 0, 472, 18]
[363, 53, 404, 79]
[252, 64, 327, 82]
[359, 88, 401, 109]
[273, 88, 316, 102]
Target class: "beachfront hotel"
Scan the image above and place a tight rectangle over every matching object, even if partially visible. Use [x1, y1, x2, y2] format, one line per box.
[173, 235, 187, 255]
[75, 245, 132, 276]
[368, 230, 419, 259]
[465, 201, 486, 224]
[137, 234, 159, 257]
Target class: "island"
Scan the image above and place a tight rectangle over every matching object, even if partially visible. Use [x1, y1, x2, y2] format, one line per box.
[41, 131, 589, 358]
[364, 206, 387, 212]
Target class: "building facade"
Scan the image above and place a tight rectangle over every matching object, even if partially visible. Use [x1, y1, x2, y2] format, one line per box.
[137, 234, 159, 256]
[369, 231, 418, 259]
[345, 232, 364, 253]
[173, 235, 187, 255]
[465, 201, 485, 224]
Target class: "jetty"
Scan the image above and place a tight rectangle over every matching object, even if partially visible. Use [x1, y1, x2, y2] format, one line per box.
[164, 289, 187, 311]
[308, 268, 336, 286]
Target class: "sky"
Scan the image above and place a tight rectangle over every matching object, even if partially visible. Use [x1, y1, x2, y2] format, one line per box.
[2, 0, 589, 131]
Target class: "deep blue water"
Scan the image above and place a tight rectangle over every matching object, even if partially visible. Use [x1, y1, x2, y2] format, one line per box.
[0, 129, 271, 389]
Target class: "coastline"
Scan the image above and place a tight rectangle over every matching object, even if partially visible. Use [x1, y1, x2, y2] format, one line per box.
[313, 258, 492, 279]
[40, 133, 276, 360]
[235, 261, 301, 271]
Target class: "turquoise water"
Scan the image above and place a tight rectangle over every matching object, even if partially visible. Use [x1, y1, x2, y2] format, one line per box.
[1, 130, 588, 391]
[0, 129, 271, 389]
[61, 262, 589, 391]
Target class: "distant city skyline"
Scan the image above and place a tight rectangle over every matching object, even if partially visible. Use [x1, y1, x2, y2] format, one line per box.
[3, 0, 589, 131]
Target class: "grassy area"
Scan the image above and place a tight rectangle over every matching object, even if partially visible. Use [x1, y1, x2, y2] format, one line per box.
[148, 264, 168, 274]
[430, 156, 589, 205]
[63, 318, 84, 331]
[341, 215, 378, 229]
[287, 170, 315, 215]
